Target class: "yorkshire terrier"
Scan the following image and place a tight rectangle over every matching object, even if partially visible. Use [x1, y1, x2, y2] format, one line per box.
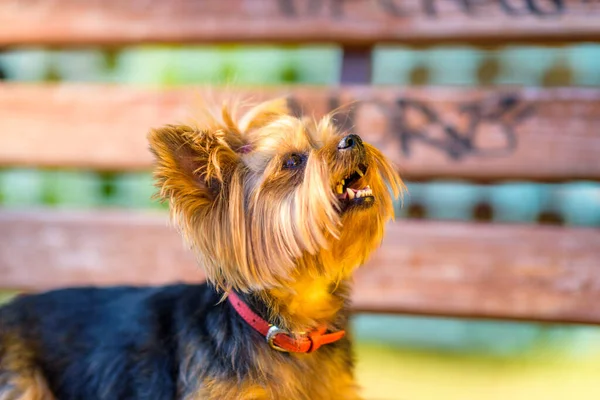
[0, 98, 403, 399]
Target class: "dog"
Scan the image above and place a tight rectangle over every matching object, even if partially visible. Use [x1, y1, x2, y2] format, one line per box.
[0, 98, 403, 399]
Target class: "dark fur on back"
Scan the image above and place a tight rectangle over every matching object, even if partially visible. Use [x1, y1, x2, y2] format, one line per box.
[0, 284, 352, 399]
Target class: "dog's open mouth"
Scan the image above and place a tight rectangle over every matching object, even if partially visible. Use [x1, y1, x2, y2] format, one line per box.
[334, 164, 374, 210]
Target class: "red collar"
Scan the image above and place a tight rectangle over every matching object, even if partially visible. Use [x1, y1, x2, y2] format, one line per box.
[228, 292, 346, 353]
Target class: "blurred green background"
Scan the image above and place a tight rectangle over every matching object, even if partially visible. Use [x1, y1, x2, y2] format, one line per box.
[1, 44, 600, 399]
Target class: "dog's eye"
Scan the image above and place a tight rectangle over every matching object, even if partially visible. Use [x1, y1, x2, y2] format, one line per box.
[282, 153, 305, 169]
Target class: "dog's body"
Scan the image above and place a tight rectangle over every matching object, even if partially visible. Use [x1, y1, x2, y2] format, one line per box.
[1, 283, 354, 399]
[0, 98, 402, 399]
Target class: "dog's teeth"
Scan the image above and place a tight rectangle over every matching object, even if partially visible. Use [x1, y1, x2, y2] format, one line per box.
[353, 187, 373, 199]
[336, 184, 343, 194]
[356, 168, 364, 177]
[347, 188, 355, 199]
[341, 179, 345, 185]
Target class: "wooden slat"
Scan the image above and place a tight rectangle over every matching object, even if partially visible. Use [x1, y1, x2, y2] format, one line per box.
[1, 83, 600, 181]
[1, 210, 599, 324]
[0, 0, 599, 46]
[0, 211, 202, 290]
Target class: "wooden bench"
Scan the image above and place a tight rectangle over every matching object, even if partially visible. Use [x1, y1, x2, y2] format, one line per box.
[1, 0, 600, 326]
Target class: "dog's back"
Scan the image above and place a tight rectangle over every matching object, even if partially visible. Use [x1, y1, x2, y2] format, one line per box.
[0, 284, 215, 399]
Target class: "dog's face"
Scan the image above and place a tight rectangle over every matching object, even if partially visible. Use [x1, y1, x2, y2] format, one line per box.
[149, 99, 403, 292]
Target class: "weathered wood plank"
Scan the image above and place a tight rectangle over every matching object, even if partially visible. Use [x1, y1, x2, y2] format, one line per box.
[356, 221, 600, 324]
[0, 0, 599, 46]
[1, 210, 599, 324]
[1, 83, 599, 181]
[0, 211, 202, 290]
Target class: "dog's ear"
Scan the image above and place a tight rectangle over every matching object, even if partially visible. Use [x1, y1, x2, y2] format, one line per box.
[148, 125, 240, 211]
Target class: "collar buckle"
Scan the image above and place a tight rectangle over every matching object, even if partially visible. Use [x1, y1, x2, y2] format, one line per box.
[266, 325, 290, 352]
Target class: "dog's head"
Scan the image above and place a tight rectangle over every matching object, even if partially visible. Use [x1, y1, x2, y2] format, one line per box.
[149, 99, 403, 292]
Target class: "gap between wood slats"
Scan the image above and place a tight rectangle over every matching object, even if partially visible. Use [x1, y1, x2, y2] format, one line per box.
[1, 83, 599, 181]
[1, 210, 599, 325]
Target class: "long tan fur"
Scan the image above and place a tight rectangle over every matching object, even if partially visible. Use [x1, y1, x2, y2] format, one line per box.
[149, 98, 404, 332]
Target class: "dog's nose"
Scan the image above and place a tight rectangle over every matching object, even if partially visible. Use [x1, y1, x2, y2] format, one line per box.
[337, 134, 362, 150]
